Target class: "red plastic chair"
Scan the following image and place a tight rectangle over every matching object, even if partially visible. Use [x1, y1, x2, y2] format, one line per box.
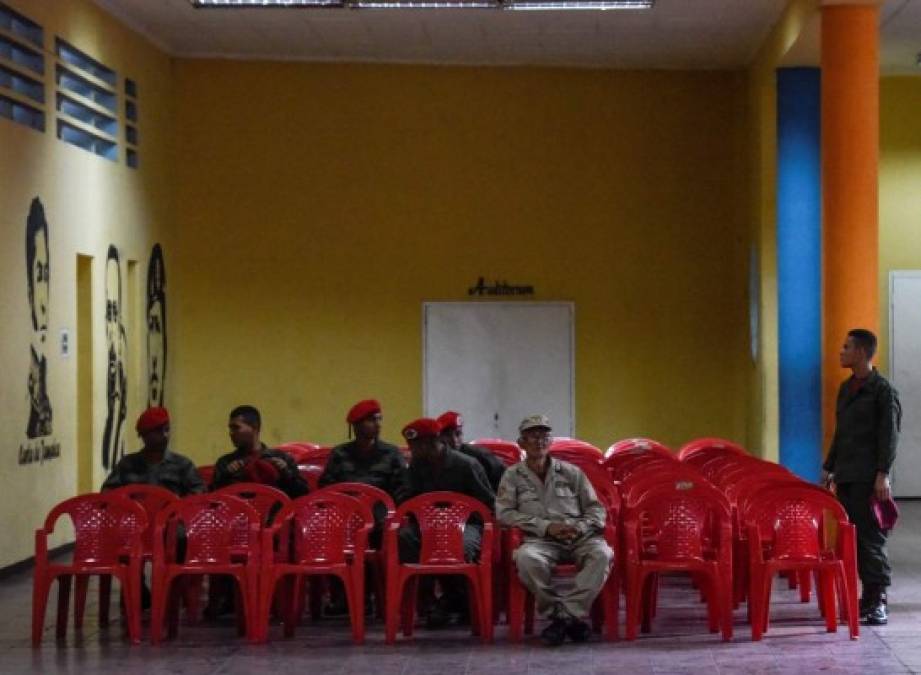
[608, 454, 683, 484]
[605, 438, 672, 459]
[471, 439, 523, 467]
[258, 492, 374, 643]
[323, 482, 396, 617]
[100, 486, 179, 626]
[384, 492, 494, 644]
[150, 494, 261, 644]
[507, 474, 621, 642]
[549, 438, 603, 465]
[677, 437, 747, 462]
[298, 465, 324, 492]
[622, 477, 733, 641]
[277, 442, 320, 455]
[744, 484, 859, 640]
[32, 493, 147, 646]
[287, 446, 333, 470]
[215, 483, 290, 527]
[196, 464, 215, 487]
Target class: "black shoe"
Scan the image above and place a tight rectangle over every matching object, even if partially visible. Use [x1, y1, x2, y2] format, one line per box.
[323, 595, 349, 618]
[864, 601, 888, 626]
[541, 618, 568, 647]
[859, 595, 872, 618]
[203, 596, 234, 621]
[566, 618, 591, 643]
[426, 603, 452, 629]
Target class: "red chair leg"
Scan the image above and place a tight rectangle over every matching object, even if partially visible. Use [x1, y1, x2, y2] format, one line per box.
[56, 575, 72, 640]
[99, 574, 112, 627]
[401, 576, 418, 637]
[821, 568, 837, 633]
[384, 571, 403, 645]
[798, 569, 811, 603]
[74, 575, 90, 632]
[32, 572, 51, 647]
[507, 573, 525, 642]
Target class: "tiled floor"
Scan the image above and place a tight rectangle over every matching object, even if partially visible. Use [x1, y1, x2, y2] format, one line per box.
[3, 501, 920, 674]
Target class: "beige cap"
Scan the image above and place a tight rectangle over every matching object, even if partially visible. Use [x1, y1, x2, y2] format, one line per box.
[519, 414, 552, 433]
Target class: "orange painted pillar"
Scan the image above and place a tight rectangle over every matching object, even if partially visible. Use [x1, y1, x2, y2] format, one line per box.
[821, 1, 880, 450]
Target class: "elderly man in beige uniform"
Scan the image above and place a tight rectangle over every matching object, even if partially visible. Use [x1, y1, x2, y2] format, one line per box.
[496, 414, 613, 646]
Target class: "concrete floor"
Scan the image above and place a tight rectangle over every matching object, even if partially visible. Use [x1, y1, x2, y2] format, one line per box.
[3, 501, 920, 674]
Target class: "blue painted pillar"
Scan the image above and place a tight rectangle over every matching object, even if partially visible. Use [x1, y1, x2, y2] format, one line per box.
[776, 67, 822, 481]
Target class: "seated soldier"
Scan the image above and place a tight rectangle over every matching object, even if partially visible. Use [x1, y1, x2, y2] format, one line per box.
[496, 414, 613, 646]
[437, 410, 506, 492]
[210, 404, 309, 498]
[319, 399, 408, 616]
[102, 406, 204, 496]
[319, 398, 409, 531]
[102, 406, 203, 609]
[399, 417, 495, 628]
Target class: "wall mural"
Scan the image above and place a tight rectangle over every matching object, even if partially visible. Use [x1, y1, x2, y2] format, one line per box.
[101, 245, 127, 470]
[19, 197, 60, 465]
[146, 244, 167, 407]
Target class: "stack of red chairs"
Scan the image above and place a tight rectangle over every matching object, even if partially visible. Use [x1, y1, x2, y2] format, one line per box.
[621, 474, 734, 641]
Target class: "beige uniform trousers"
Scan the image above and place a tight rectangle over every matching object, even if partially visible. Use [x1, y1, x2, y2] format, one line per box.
[513, 535, 613, 619]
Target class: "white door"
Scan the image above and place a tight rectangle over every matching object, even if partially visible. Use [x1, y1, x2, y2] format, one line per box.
[890, 272, 921, 497]
[423, 302, 574, 441]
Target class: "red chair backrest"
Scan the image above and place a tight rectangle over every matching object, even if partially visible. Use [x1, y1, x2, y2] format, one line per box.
[743, 484, 846, 560]
[605, 438, 672, 459]
[550, 438, 602, 454]
[215, 483, 290, 527]
[277, 442, 321, 454]
[196, 464, 215, 486]
[286, 446, 332, 470]
[625, 478, 730, 561]
[677, 437, 747, 462]
[298, 465, 324, 492]
[274, 492, 373, 565]
[110, 485, 178, 553]
[620, 466, 707, 506]
[608, 454, 681, 484]
[471, 439, 523, 467]
[155, 494, 260, 565]
[394, 491, 493, 565]
[42, 493, 148, 565]
[323, 481, 397, 520]
[722, 470, 799, 507]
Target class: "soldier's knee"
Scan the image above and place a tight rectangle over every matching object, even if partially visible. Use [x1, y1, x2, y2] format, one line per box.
[583, 543, 614, 569]
[515, 546, 550, 575]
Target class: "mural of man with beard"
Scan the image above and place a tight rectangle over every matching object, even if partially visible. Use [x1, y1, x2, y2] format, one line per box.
[25, 198, 52, 439]
[146, 244, 167, 408]
[102, 245, 127, 470]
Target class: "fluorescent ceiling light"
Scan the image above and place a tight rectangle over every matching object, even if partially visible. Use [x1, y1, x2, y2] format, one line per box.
[505, 0, 652, 9]
[354, 0, 498, 6]
[191, 0, 653, 7]
[190, 1, 344, 6]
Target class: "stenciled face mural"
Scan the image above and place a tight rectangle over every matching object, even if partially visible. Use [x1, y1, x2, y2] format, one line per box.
[25, 198, 52, 439]
[101, 245, 127, 470]
[146, 244, 167, 407]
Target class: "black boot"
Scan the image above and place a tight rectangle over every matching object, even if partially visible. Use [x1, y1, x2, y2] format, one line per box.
[540, 617, 568, 646]
[863, 587, 889, 626]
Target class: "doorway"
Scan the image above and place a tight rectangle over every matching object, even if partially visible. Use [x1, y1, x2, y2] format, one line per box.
[889, 271, 921, 497]
[423, 302, 574, 441]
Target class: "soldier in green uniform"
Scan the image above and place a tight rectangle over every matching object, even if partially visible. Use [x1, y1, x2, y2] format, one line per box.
[497, 414, 613, 646]
[319, 399, 409, 616]
[399, 417, 495, 628]
[821, 329, 900, 626]
[436, 410, 507, 491]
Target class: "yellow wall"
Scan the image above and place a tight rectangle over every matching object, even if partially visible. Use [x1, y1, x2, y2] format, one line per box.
[879, 77, 921, 371]
[0, 0, 173, 567]
[169, 62, 753, 462]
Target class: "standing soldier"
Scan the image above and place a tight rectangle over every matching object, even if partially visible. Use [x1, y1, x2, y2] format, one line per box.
[822, 329, 900, 626]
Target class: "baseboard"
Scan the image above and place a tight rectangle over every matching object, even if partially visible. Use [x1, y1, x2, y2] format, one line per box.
[0, 543, 74, 581]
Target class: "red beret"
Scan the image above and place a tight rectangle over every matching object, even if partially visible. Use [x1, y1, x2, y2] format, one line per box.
[402, 418, 442, 442]
[244, 459, 280, 485]
[436, 411, 463, 432]
[347, 399, 382, 424]
[136, 406, 170, 434]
